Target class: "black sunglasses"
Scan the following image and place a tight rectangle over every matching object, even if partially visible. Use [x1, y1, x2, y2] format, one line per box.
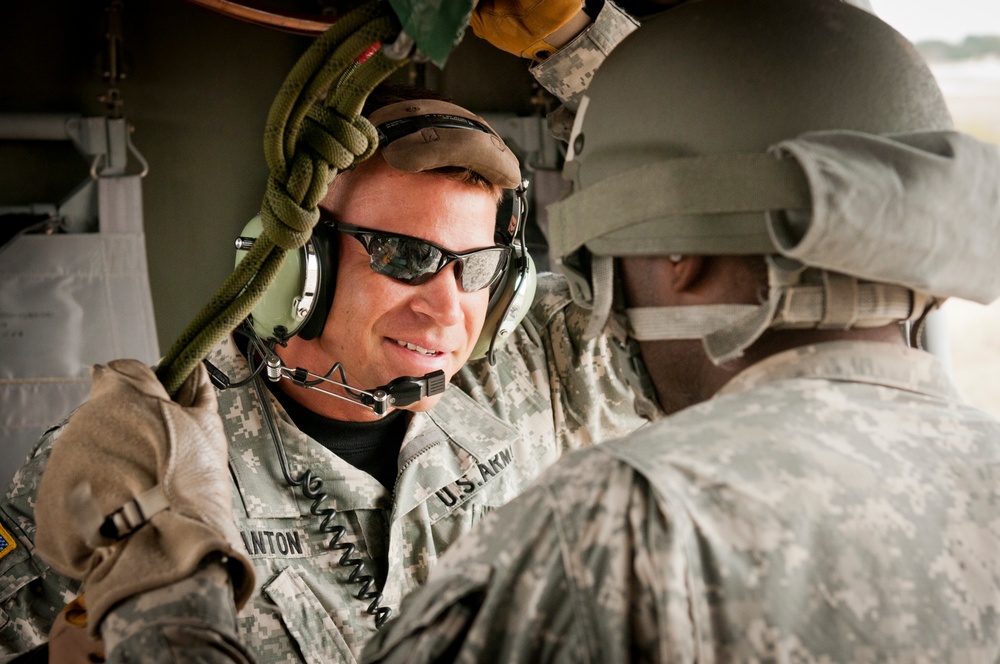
[333, 222, 510, 292]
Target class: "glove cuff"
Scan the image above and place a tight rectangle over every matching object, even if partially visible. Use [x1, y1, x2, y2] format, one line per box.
[82, 512, 255, 636]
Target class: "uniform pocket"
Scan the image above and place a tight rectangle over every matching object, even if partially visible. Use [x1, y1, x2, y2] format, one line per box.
[263, 567, 357, 664]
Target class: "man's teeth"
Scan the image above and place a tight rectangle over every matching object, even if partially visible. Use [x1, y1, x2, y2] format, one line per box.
[396, 340, 438, 356]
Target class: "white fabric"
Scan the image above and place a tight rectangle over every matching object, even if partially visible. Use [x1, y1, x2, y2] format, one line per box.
[0, 175, 159, 487]
[627, 260, 931, 365]
[602, 130, 1000, 363]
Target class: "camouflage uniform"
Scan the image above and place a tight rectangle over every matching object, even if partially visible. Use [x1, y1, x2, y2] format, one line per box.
[530, 1, 638, 140]
[101, 561, 252, 663]
[530, 0, 638, 111]
[0, 8, 646, 660]
[0, 426, 80, 657]
[0, 274, 646, 662]
[364, 341, 1000, 663]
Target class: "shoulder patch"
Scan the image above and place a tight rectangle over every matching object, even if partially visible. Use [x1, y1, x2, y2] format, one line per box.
[0, 522, 17, 562]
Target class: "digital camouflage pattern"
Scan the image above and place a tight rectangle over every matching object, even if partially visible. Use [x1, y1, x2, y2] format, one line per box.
[530, 0, 638, 143]
[364, 341, 1000, 663]
[0, 274, 646, 663]
[0, 10, 649, 660]
[0, 424, 80, 659]
[530, 1, 638, 113]
[101, 561, 252, 663]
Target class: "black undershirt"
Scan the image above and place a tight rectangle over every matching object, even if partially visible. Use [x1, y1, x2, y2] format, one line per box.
[271, 386, 408, 493]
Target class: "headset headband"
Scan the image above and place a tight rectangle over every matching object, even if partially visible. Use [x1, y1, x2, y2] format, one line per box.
[377, 113, 495, 144]
[237, 99, 534, 363]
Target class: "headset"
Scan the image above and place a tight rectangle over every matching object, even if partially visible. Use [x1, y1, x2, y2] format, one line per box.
[234, 113, 537, 366]
[221, 114, 538, 628]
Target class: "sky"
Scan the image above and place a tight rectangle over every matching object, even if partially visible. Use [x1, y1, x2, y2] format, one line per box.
[871, 0, 1000, 43]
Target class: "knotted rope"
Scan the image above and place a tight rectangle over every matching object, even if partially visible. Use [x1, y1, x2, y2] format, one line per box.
[157, 0, 407, 395]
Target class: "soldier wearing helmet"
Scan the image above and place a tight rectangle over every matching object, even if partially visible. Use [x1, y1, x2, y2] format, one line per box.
[22, 0, 1000, 662]
[361, 0, 1000, 661]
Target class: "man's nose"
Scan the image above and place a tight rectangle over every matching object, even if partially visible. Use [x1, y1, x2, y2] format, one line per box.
[410, 262, 465, 325]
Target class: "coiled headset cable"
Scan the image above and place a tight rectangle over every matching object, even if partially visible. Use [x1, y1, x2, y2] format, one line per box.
[204, 327, 408, 628]
[252, 369, 393, 628]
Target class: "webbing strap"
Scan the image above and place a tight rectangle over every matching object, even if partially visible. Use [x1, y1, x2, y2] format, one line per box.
[583, 255, 615, 340]
[627, 304, 759, 341]
[68, 482, 169, 548]
[819, 272, 859, 328]
[627, 280, 923, 365]
[102, 485, 170, 541]
[548, 153, 810, 260]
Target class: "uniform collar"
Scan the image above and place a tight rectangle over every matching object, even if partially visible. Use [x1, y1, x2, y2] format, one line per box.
[717, 340, 963, 403]
[213, 337, 519, 518]
[391, 386, 519, 521]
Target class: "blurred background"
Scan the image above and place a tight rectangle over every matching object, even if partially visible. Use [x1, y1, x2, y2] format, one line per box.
[874, 0, 1000, 418]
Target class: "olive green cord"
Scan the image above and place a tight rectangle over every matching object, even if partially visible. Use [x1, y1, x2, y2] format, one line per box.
[156, 0, 407, 396]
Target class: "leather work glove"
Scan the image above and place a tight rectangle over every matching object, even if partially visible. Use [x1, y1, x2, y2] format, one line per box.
[470, 0, 590, 62]
[34, 360, 255, 636]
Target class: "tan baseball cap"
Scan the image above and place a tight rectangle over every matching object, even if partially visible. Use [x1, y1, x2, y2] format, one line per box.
[369, 99, 522, 190]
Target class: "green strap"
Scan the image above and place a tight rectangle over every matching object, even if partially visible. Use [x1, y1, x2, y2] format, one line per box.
[548, 153, 811, 260]
[157, 0, 407, 396]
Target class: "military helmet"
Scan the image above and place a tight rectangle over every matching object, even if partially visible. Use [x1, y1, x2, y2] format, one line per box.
[552, 0, 951, 264]
[546, 0, 995, 362]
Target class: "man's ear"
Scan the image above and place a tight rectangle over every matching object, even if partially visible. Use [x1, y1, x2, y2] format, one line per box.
[669, 255, 705, 294]
[621, 254, 706, 309]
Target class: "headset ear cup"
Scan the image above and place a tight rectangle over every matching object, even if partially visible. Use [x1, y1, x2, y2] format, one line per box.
[469, 251, 537, 363]
[296, 226, 337, 340]
[234, 216, 335, 343]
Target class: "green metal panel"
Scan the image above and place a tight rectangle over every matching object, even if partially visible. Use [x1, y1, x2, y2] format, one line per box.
[387, 0, 474, 67]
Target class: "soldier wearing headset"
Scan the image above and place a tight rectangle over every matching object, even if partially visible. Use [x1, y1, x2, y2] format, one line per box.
[0, 2, 648, 662]
[25, 0, 1000, 663]
[365, 0, 1000, 661]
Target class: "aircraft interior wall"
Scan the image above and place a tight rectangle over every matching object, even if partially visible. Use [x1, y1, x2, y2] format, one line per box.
[0, 0, 537, 485]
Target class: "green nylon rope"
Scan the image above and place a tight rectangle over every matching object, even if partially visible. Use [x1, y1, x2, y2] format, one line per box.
[156, 0, 407, 396]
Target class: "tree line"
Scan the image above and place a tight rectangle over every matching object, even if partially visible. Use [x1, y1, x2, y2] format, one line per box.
[917, 35, 1000, 61]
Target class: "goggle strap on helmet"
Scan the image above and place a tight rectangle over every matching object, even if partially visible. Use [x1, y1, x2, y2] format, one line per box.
[558, 131, 1000, 339]
[549, 153, 808, 260]
[557, 131, 1000, 306]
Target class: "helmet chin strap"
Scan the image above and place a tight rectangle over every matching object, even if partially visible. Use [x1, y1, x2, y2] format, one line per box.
[623, 256, 939, 366]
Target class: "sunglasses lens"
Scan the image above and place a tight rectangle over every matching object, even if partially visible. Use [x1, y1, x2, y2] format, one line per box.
[354, 229, 507, 292]
[459, 249, 506, 291]
[369, 237, 443, 285]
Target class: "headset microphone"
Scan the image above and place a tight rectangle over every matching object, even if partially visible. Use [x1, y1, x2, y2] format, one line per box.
[204, 334, 446, 417]
[220, 98, 532, 628]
